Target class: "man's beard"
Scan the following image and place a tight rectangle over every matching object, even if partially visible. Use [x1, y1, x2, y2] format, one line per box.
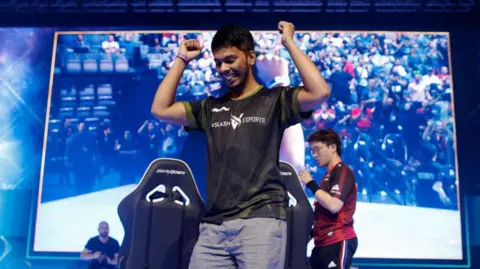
[225, 71, 248, 92]
[227, 77, 245, 92]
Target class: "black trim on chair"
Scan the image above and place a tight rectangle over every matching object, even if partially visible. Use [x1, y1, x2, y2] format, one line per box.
[178, 203, 186, 269]
[280, 161, 315, 269]
[144, 200, 154, 269]
[119, 255, 127, 269]
[172, 189, 187, 269]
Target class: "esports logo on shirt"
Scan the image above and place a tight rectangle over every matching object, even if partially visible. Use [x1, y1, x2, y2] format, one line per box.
[230, 113, 244, 130]
[211, 107, 266, 130]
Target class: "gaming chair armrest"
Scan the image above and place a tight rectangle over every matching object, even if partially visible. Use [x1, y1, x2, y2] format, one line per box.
[118, 255, 127, 269]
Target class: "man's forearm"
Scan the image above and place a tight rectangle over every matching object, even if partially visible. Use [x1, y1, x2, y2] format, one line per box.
[306, 181, 341, 214]
[109, 256, 119, 265]
[313, 189, 335, 212]
[80, 253, 95, 261]
[151, 57, 187, 114]
[283, 39, 330, 97]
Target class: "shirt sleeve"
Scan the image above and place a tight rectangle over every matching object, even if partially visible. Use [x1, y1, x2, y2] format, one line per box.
[279, 86, 313, 128]
[181, 99, 207, 132]
[85, 238, 94, 250]
[328, 165, 356, 202]
[113, 240, 120, 253]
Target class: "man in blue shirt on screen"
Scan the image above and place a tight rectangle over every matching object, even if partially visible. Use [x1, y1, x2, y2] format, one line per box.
[151, 21, 330, 268]
[80, 221, 119, 269]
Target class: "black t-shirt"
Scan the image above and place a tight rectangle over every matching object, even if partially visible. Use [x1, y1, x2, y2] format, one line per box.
[182, 86, 312, 224]
[85, 236, 120, 269]
[389, 81, 404, 101]
[415, 161, 442, 208]
[328, 71, 353, 104]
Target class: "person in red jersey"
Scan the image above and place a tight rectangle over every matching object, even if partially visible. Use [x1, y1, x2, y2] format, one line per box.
[299, 128, 358, 269]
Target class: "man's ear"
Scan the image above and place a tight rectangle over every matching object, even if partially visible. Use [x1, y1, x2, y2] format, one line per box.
[247, 50, 256, 66]
[330, 143, 337, 154]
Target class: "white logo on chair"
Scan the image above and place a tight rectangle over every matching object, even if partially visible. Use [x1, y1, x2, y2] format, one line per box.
[156, 169, 186, 175]
[145, 185, 191, 206]
[172, 186, 191, 206]
[287, 192, 297, 207]
[146, 184, 166, 203]
[281, 171, 292, 176]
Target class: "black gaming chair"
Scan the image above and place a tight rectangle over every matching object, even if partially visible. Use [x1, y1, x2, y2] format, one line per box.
[281, 161, 315, 269]
[117, 158, 205, 269]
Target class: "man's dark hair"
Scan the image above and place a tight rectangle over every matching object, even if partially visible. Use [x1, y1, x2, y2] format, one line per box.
[211, 24, 255, 54]
[307, 128, 342, 157]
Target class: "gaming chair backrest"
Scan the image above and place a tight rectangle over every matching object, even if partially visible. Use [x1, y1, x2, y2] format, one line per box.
[117, 158, 205, 269]
[280, 161, 315, 269]
[118, 191, 134, 259]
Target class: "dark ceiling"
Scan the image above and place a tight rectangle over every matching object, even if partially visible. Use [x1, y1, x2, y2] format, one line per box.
[0, 0, 479, 13]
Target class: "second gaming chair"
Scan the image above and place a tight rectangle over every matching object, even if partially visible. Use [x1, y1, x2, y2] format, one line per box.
[281, 161, 315, 269]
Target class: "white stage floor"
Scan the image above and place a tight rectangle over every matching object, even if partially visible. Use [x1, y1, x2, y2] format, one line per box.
[33, 184, 463, 260]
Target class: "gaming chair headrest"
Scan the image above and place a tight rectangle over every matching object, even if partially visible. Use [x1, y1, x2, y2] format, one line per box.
[134, 158, 204, 206]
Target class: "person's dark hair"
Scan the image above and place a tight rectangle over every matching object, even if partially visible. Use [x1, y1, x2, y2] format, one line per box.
[307, 128, 342, 157]
[211, 24, 255, 54]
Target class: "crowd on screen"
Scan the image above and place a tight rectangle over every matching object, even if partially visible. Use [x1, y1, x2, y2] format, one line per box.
[47, 31, 456, 209]
[291, 32, 456, 208]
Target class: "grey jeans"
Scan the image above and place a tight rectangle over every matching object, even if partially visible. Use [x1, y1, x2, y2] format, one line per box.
[188, 218, 287, 269]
